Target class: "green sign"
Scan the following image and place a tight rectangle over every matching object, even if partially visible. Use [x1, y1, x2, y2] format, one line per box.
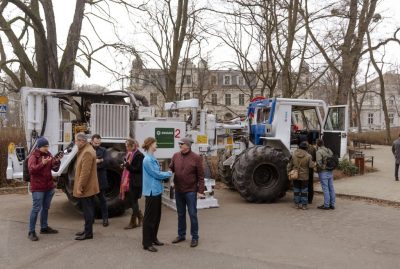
[155, 128, 174, 148]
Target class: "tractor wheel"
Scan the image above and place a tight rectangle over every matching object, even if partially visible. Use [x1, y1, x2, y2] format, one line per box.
[217, 150, 234, 189]
[232, 146, 289, 203]
[63, 148, 128, 217]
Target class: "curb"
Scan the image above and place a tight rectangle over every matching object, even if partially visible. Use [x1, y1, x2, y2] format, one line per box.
[314, 190, 400, 208]
[0, 186, 28, 195]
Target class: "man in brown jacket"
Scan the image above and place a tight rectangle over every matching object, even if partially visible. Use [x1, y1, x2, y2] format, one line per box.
[169, 137, 205, 248]
[73, 132, 99, 240]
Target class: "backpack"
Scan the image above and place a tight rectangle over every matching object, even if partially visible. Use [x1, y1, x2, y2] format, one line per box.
[324, 149, 338, 170]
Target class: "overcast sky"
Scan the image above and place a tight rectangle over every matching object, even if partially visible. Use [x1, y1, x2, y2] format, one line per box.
[47, 0, 400, 90]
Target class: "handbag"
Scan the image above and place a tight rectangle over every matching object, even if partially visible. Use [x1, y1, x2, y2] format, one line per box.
[288, 168, 299, 180]
[288, 156, 307, 180]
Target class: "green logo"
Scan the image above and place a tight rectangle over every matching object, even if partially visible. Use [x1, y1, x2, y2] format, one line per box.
[155, 128, 174, 148]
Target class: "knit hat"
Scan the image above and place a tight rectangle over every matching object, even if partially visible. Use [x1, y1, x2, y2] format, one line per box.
[299, 141, 308, 150]
[178, 137, 194, 147]
[36, 137, 49, 148]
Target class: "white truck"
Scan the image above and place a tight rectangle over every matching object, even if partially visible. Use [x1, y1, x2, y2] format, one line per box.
[7, 87, 224, 215]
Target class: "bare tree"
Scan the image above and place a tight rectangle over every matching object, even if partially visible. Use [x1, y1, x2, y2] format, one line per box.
[302, 0, 380, 105]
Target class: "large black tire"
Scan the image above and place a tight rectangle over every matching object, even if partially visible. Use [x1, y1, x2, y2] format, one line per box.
[217, 150, 234, 189]
[232, 146, 289, 203]
[62, 148, 128, 217]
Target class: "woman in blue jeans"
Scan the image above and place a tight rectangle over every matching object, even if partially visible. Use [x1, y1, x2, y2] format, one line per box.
[27, 137, 63, 241]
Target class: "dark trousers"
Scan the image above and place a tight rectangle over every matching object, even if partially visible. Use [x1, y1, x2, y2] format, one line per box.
[80, 196, 95, 236]
[395, 163, 399, 180]
[142, 195, 162, 248]
[308, 168, 314, 203]
[96, 189, 108, 221]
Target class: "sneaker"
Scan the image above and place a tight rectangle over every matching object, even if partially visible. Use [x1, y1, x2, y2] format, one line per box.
[40, 226, 58, 234]
[293, 204, 301, 209]
[317, 205, 330, 210]
[172, 236, 186, 244]
[301, 205, 308, 210]
[28, 231, 39, 241]
[330, 205, 335, 210]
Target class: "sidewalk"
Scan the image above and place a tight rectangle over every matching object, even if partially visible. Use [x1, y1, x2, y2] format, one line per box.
[315, 144, 400, 204]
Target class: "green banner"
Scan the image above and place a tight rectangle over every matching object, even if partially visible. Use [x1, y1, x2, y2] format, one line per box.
[155, 128, 175, 148]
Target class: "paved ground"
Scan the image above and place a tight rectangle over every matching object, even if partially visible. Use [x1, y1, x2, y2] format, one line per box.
[1, 187, 400, 269]
[315, 145, 400, 203]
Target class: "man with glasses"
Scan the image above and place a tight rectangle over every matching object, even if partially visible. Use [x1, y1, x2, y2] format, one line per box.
[169, 137, 205, 248]
[73, 133, 99, 240]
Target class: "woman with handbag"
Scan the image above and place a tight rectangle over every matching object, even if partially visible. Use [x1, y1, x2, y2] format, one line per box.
[120, 138, 145, 229]
[287, 141, 314, 210]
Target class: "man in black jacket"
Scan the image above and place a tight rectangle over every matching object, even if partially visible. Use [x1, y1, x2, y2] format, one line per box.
[91, 134, 109, 227]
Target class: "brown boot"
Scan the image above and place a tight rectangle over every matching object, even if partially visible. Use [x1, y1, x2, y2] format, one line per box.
[124, 215, 138, 229]
[137, 210, 144, 227]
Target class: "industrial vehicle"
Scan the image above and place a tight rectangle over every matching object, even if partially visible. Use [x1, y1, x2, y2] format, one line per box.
[222, 97, 348, 202]
[7, 87, 225, 215]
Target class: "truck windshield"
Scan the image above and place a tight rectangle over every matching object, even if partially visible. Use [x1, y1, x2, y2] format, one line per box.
[256, 107, 271, 123]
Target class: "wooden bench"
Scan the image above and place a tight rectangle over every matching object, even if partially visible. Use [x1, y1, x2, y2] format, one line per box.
[352, 140, 372, 149]
[348, 149, 374, 167]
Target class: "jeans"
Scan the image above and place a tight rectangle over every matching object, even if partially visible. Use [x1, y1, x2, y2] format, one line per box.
[293, 180, 308, 206]
[175, 191, 199, 240]
[80, 196, 95, 236]
[319, 171, 336, 207]
[29, 189, 55, 232]
[96, 189, 108, 221]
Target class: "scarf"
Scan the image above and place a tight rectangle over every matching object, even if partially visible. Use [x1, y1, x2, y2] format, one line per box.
[119, 149, 137, 200]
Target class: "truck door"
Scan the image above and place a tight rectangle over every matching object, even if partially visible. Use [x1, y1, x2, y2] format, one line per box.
[322, 105, 348, 158]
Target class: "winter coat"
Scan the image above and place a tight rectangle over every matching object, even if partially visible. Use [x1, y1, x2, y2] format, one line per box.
[392, 138, 400, 164]
[94, 146, 108, 190]
[287, 149, 314, 181]
[28, 149, 60, 192]
[73, 143, 100, 198]
[126, 150, 144, 190]
[316, 146, 334, 172]
[142, 153, 172, 197]
[169, 150, 205, 194]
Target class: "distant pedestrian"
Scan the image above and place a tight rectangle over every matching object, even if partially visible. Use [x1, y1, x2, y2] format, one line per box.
[73, 133, 99, 240]
[391, 133, 400, 181]
[91, 134, 109, 227]
[121, 138, 144, 230]
[141, 137, 172, 252]
[27, 137, 63, 241]
[169, 137, 205, 247]
[316, 139, 335, 210]
[287, 141, 314, 210]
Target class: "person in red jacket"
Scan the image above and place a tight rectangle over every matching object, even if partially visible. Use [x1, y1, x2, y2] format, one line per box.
[27, 137, 63, 241]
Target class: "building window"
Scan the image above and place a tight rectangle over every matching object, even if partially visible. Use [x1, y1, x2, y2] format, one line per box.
[143, 74, 150, 85]
[224, 75, 231, 85]
[389, 113, 394, 125]
[211, 75, 217, 85]
[389, 99, 394, 106]
[368, 113, 374, 124]
[211, 94, 218, 105]
[184, 75, 192, 84]
[238, 76, 244, 86]
[150, 93, 158, 105]
[369, 96, 374, 106]
[239, 94, 245, 106]
[183, 93, 190, 100]
[193, 92, 199, 99]
[225, 94, 231, 106]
